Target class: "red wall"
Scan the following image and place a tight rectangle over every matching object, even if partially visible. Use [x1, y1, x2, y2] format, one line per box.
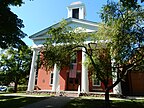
[59, 67, 68, 90]
[77, 50, 82, 71]
[36, 66, 52, 90]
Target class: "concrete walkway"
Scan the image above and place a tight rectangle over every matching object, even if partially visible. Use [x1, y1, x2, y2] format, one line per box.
[20, 96, 75, 108]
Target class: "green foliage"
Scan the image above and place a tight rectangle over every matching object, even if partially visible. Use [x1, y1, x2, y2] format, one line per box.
[120, 0, 144, 9]
[0, 46, 32, 92]
[87, 46, 112, 85]
[17, 85, 27, 91]
[0, 0, 24, 7]
[7, 87, 14, 93]
[0, 0, 27, 49]
[99, 1, 144, 68]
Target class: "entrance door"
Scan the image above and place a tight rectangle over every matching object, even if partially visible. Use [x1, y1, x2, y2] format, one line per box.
[67, 72, 81, 91]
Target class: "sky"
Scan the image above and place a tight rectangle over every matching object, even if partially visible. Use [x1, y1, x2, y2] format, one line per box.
[11, 0, 108, 46]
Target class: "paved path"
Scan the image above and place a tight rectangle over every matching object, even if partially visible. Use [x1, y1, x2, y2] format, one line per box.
[21, 96, 75, 108]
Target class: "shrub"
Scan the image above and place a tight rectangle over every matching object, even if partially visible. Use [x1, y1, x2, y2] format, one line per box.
[8, 87, 14, 93]
[17, 85, 27, 91]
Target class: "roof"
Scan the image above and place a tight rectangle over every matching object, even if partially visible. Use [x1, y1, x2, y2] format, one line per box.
[68, 1, 85, 8]
[29, 18, 99, 40]
[70, 1, 83, 5]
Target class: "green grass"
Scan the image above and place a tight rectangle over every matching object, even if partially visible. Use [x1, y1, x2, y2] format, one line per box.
[111, 100, 144, 108]
[0, 95, 49, 108]
[64, 97, 144, 108]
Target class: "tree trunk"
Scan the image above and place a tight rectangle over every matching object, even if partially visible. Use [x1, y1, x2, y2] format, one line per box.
[14, 80, 18, 93]
[105, 89, 110, 108]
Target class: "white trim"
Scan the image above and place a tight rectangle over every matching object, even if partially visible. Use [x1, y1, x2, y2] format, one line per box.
[70, 18, 99, 27]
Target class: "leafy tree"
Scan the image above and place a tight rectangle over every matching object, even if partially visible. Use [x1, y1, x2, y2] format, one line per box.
[0, 46, 32, 92]
[40, 20, 113, 107]
[0, 0, 27, 49]
[97, 0, 144, 107]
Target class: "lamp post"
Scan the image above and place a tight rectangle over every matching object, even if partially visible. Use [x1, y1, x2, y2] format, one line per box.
[88, 42, 97, 56]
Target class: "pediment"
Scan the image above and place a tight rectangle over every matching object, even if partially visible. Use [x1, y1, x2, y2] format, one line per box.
[29, 18, 99, 45]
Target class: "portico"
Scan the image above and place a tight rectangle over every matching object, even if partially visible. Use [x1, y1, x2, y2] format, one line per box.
[27, 45, 89, 93]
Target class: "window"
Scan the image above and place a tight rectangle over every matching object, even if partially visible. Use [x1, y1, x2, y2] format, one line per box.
[50, 73, 53, 85]
[93, 78, 101, 86]
[72, 8, 79, 19]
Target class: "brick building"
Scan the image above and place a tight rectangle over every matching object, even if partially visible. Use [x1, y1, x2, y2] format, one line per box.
[27, 1, 144, 96]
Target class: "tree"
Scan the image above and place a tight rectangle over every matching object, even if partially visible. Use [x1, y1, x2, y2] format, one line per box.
[0, 46, 32, 92]
[97, 0, 144, 107]
[40, 20, 113, 107]
[0, 0, 27, 49]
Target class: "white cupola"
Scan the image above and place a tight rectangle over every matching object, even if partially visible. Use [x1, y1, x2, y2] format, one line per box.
[67, 1, 86, 19]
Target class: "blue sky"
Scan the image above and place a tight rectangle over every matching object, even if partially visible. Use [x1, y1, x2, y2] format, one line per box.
[11, 0, 108, 46]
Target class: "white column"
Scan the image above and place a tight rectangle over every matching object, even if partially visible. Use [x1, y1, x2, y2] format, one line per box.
[27, 48, 39, 92]
[67, 8, 72, 18]
[81, 48, 89, 93]
[52, 64, 60, 92]
[112, 59, 122, 95]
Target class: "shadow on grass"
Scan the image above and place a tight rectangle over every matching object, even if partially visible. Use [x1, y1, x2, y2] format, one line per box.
[64, 98, 105, 108]
[112, 100, 144, 108]
[64, 98, 144, 108]
[0, 95, 48, 108]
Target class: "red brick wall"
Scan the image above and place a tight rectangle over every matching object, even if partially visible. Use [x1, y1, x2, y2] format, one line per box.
[36, 66, 52, 90]
[59, 67, 68, 90]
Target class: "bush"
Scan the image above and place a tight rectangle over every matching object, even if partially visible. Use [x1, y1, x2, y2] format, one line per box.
[8, 87, 14, 93]
[7, 85, 27, 93]
[17, 85, 27, 91]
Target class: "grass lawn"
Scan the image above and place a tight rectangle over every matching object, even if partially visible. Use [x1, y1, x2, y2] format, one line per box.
[0, 94, 49, 108]
[64, 97, 144, 108]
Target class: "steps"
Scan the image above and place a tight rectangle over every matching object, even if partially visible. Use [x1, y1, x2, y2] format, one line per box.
[26, 90, 118, 97]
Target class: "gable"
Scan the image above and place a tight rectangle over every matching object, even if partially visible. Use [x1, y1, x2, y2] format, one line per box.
[29, 18, 99, 45]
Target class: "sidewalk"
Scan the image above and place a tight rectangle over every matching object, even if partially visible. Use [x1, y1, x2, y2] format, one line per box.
[20, 96, 75, 108]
